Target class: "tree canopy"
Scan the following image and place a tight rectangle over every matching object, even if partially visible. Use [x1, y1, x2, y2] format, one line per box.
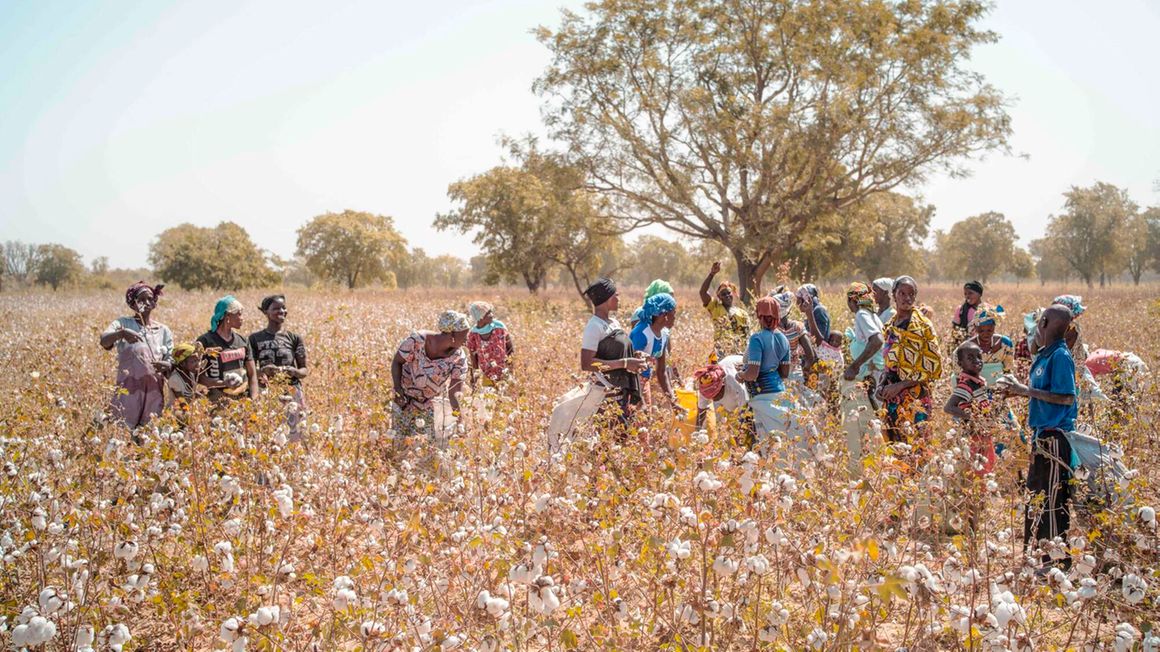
[34, 244, 85, 291]
[296, 210, 408, 289]
[535, 0, 1011, 300]
[150, 222, 278, 291]
[1045, 182, 1136, 288]
[935, 211, 1020, 283]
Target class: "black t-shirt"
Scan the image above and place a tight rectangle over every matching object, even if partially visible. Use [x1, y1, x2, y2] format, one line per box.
[248, 329, 306, 387]
[196, 330, 253, 399]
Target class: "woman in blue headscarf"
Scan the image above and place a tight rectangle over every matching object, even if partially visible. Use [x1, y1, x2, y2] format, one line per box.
[630, 292, 678, 409]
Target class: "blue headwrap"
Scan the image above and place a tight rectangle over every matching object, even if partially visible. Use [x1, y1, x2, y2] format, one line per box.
[211, 295, 242, 331]
[637, 292, 677, 326]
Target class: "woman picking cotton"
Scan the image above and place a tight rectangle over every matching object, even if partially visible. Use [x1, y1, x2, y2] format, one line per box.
[250, 295, 309, 440]
[699, 262, 750, 357]
[795, 284, 831, 346]
[579, 278, 645, 425]
[692, 356, 753, 440]
[99, 282, 174, 429]
[737, 296, 814, 449]
[196, 296, 259, 402]
[877, 276, 943, 449]
[466, 301, 514, 387]
[770, 289, 819, 408]
[840, 282, 885, 476]
[629, 292, 679, 410]
[391, 310, 470, 440]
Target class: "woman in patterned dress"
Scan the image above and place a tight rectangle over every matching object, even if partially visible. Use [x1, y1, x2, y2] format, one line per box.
[466, 301, 514, 387]
[391, 310, 470, 438]
[99, 282, 173, 430]
[877, 276, 943, 447]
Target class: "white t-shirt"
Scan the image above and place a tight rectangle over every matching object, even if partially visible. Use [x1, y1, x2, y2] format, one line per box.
[853, 309, 883, 343]
[697, 355, 749, 413]
[581, 314, 620, 351]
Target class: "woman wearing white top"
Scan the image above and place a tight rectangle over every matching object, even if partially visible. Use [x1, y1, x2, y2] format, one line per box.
[840, 282, 884, 476]
[99, 282, 173, 430]
[579, 278, 645, 423]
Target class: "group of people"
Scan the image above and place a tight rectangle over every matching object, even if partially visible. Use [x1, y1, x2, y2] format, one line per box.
[100, 284, 308, 433]
[100, 273, 1144, 573]
[574, 268, 1143, 571]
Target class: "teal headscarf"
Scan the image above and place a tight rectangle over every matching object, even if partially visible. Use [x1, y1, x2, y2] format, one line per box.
[211, 295, 243, 331]
[644, 279, 674, 303]
[637, 292, 677, 326]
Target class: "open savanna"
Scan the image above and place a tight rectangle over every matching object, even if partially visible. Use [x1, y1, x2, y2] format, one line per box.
[1, 283, 1157, 651]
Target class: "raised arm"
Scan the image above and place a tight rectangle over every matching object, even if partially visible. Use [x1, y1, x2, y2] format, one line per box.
[699, 262, 721, 307]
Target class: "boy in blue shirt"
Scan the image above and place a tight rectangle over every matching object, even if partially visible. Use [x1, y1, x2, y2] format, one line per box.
[1000, 305, 1078, 568]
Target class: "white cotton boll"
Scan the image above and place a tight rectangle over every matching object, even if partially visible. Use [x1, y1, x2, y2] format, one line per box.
[11, 616, 58, 646]
[361, 621, 387, 637]
[1122, 574, 1147, 605]
[74, 624, 95, 650]
[679, 506, 698, 526]
[219, 617, 242, 642]
[667, 537, 692, 560]
[712, 555, 739, 577]
[694, 471, 722, 492]
[220, 554, 236, 574]
[232, 636, 248, 652]
[273, 485, 294, 518]
[807, 627, 828, 649]
[333, 588, 357, 611]
[1115, 623, 1139, 652]
[113, 541, 139, 561]
[214, 541, 233, 556]
[530, 583, 561, 615]
[247, 606, 280, 627]
[223, 518, 243, 535]
[1078, 577, 1098, 600]
[1144, 633, 1160, 652]
[192, 556, 209, 572]
[746, 555, 770, 575]
[38, 586, 66, 616]
[1139, 506, 1156, 527]
[101, 623, 132, 651]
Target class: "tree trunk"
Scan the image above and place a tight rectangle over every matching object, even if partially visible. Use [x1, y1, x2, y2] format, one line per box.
[564, 264, 594, 311]
[523, 272, 542, 294]
[1099, 270, 1105, 288]
[731, 249, 758, 305]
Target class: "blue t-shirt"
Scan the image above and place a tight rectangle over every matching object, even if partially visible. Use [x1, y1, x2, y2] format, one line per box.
[1028, 339, 1077, 433]
[629, 322, 669, 379]
[812, 304, 831, 340]
[746, 329, 790, 395]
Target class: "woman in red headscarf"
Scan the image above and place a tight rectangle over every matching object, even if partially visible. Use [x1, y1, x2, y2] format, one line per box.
[99, 282, 173, 430]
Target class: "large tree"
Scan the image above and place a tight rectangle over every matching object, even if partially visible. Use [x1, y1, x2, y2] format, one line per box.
[436, 140, 609, 294]
[34, 244, 85, 291]
[1120, 211, 1154, 285]
[1045, 182, 1136, 288]
[150, 222, 278, 290]
[296, 210, 408, 289]
[1029, 237, 1070, 286]
[936, 211, 1019, 283]
[535, 0, 1011, 301]
[2, 240, 40, 291]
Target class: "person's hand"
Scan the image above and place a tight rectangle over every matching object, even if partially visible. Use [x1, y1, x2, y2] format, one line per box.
[152, 361, 171, 374]
[393, 392, 409, 409]
[710, 261, 722, 275]
[623, 357, 645, 374]
[226, 374, 245, 389]
[996, 375, 1028, 397]
[260, 364, 280, 377]
[842, 364, 858, 382]
[877, 382, 905, 401]
[120, 329, 143, 343]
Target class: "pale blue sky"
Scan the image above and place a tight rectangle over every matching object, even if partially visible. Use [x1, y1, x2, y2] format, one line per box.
[1, 0, 1158, 268]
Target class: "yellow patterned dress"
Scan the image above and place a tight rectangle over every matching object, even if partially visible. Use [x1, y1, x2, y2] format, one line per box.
[880, 310, 943, 444]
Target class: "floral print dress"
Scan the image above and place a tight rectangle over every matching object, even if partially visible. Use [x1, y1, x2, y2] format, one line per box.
[394, 333, 467, 438]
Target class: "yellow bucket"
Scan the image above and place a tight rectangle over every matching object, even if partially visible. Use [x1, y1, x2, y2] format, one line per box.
[673, 388, 716, 436]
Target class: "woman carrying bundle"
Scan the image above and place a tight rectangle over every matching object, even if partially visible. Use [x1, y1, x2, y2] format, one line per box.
[196, 296, 258, 402]
[877, 276, 943, 449]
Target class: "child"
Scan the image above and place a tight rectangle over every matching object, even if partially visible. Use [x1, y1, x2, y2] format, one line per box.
[168, 342, 204, 425]
[944, 341, 995, 476]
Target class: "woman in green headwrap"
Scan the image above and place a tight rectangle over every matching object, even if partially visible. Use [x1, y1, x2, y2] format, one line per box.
[196, 296, 259, 402]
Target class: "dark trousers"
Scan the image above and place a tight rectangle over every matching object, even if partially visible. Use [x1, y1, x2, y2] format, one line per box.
[1023, 429, 1072, 553]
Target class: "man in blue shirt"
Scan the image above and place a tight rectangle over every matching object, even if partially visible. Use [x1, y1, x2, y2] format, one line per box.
[1001, 305, 1078, 567]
